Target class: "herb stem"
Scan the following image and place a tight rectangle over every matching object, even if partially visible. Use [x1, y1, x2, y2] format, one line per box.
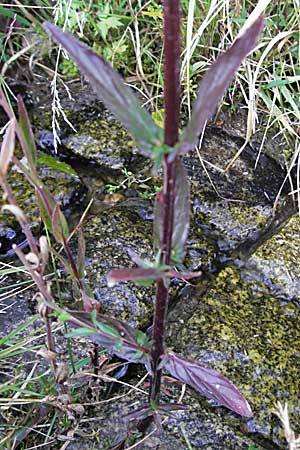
[149, 0, 181, 406]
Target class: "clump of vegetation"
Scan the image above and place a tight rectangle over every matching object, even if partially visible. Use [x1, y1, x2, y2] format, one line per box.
[0, 1, 265, 446]
[42, 0, 264, 419]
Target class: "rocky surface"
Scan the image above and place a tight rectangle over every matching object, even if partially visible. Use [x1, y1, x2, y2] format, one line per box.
[1, 81, 299, 449]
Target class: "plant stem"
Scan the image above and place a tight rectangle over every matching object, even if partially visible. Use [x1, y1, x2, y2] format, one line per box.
[149, 0, 181, 406]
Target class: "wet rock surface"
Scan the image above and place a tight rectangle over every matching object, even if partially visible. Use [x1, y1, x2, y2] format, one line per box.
[0, 164, 86, 258]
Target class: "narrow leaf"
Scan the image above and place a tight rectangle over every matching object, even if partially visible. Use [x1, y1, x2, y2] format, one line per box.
[171, 159, 190, 263]
[77, 229, 85, 279]
[127, 249, 153, 269]
[35, 188, 55, 233]
[164, 351, 253, 417]
[154, 159, 190, 263]
[51, 204, 69, 243]
[65, 327, 96, 338]
[96, 322, 121, 339]
[107, 267, 163, 287]
[167, 270, 202, 280]
[126, 405, 154, 421]
[17, 95, 37, 170]
[43, 22, 163, 157]
[67, 311, 151, 365]
[154, 189, 164, 251]
[179, 16, 264, 154]
[0, 119, 15, 178]
[38, 152, 77, 176]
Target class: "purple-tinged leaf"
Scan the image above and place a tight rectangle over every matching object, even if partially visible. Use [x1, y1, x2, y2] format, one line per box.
[154, 159, 190, 263]
[107, 267, 163, 287]
[164, 351, 253, 417]
[179, 16, 264, 154]
[126, 248, 153, 269]
[126, 404, 154, 422]
[17, 95, 37, 171]
[67, 311, 151, 366]
[107, 264, 199, 287]
[36, 188, 57, 233]
[126, 402, 186, 422]
[77, 229, 86, 279]
[81, 290, 100, 313]
[43, 22, 163, 157]
[51, 204, 69, 243]
[158, 403, 188, 413]
[171, 159, 190, 263]
[0, 119, 15, 179]
[167, 270, 202, 281]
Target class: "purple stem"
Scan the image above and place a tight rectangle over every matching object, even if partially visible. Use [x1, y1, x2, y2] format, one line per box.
[149, 0, 181, 405]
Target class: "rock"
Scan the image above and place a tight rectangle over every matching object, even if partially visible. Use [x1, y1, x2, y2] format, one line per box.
[66, 388, 260, 450]
[34, 83, 150, 177]
[0, 164, 86, 258]
[79, 207, 155, 329]
[2, 80, 299, 449]
[163, 130, 300, 449]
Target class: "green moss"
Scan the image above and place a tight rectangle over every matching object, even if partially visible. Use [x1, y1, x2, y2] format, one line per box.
[168, 264, 300, 438]
[0, 163, 82, 250]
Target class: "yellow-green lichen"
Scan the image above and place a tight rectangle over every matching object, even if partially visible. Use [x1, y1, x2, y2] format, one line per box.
[167, 264, 300, 439]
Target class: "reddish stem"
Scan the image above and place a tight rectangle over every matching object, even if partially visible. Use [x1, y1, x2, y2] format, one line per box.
[149, 0, 181, 406]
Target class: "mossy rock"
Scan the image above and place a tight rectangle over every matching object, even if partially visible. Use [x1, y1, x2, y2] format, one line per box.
[166, 260, 300, 448]
[77, 207, 155, 328]
[0, 163, 85, 258]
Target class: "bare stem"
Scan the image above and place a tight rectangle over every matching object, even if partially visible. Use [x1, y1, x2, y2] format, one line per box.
[149, 0, 181, 406]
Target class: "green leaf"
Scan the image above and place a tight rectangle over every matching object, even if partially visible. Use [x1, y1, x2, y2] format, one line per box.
[0, 315, 37, 346]
[135, 330, 151, 347]
[0, 6, 31, 27]
[152, 144, 174, 170]
[91, 309, 97, 327]
[57, 311, 72, 322]
[43, 22, 163, 159]
[131, 349, 144, 361]
[51, 204, 69, 243]
[38, 152, 77, 176]
[97, 16, 123, 40]
[65, 327, 96, 338]
[17, 159, 57, 234]
[17, 96, 37, 170]
[96, 322, 121, 338]
[66, 311, 151, 365]
[114, 340, 123, 353]
[179, 17, 264, 154]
